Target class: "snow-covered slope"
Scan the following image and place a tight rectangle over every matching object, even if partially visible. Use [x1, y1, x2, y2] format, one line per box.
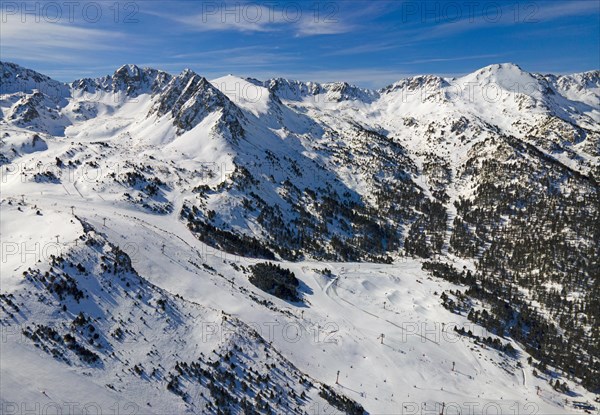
[1, 61, 599, 413]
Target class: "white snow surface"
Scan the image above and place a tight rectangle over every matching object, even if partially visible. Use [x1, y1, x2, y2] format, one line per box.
[1, 61, 599, 413]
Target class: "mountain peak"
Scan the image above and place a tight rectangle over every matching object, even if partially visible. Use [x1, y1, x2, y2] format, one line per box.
[180, 68, 200, 78]
[114, 64, 142, 77]
[458, 62, 538, 93]
[380, 74, 448, 95]
[1, 61, 69, 97]
[471, 62, 526, 78]
[176, 69, 211, 88]
[487, 62, 523, 71]
[149, 67, 244, 137]
[71, 64, 172, 97]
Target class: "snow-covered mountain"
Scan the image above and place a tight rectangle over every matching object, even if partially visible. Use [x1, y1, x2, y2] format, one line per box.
[1, 61, 599, 413]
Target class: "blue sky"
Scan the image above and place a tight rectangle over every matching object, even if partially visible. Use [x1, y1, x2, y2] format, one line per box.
[1, 0, 598, 88]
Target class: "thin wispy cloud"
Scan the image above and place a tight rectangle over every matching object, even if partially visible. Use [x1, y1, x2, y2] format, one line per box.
[405, 0, 600, 42]
[147, 1, 364, 37]
[294, 18, 354, 36]
[0, 11, 128, 63]
[404, 54, 503, 65]
[534, 0, 599, 20]
[170, 46, 268, 60]
[326, 42, 410, 56]
[172, 6, 277, 33]
[162, 46, 302, 73]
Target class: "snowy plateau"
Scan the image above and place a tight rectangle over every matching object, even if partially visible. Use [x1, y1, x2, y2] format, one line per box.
[0, 61, 599, 414]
